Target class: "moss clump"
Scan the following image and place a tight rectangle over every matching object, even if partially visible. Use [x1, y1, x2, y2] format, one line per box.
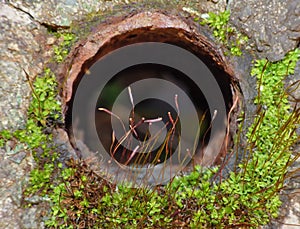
[196, 10, 248, 56]
[25, 49, 299, 228]
[1, 6, 298, 228]
[167, 49, 300, 228]
[53, 32, 77, 63]
[0, 68, 61, 152]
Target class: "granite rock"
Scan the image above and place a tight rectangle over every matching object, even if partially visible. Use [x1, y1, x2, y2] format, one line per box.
[0, 2, 49, 131]
[230, 0, 300, 62]
[0, 0, 299, 228]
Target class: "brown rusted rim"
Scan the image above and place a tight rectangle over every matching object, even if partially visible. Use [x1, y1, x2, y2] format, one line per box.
[59, 11, 237, 105]
[59, 11, 243, 179]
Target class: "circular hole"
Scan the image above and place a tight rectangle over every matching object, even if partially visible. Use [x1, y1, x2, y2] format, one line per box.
[65, 29, 237, 185]
[95, 63, 211, 166]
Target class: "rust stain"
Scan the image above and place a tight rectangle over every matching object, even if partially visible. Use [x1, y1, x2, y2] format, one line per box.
[58, 10, 242, 172]
[60, 11, 234, 105]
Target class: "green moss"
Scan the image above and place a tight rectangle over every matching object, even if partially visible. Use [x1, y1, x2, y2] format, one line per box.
[0, 130, 12, 147]
[1, 5, 298, 228]
[33, 48, 299, 229]
[171, 48, 300, 228]
[0, 68, 61, 152]
[196, 10, 248, 56]
[53, 32, 77, 63]
[0, 67, 64, 215]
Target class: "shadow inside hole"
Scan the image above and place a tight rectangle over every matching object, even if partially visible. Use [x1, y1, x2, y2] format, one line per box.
[106, 99, 181, 166]
[65, 38, 235, 175]
[95, 64, 212, 167]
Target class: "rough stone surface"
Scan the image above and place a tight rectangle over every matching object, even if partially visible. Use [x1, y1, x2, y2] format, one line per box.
[0, 0, 299, 228]
[0, 2, 55, 228]
[181, 0, 227, 14]
[0, 2, 50, 131]
[7, 0, 227, 28]
[230, 0, 300, 62]
[52, 128, 78, 162]
[8, 0, 111, 27]
[264, 155, 300, 229]
[0, 148, 45, 229]
[286, 56, 300, 109]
